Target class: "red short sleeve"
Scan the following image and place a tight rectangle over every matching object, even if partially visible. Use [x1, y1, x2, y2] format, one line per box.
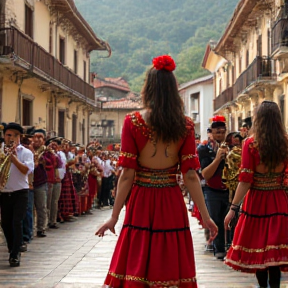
[238, 137, 255, 183]
[118, 114, 138, 169]
[179, 118, 200, 174]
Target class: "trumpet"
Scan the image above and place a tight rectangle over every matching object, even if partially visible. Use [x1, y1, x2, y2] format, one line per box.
[0, 140, 15, 190]
[34, 145, 46, 164]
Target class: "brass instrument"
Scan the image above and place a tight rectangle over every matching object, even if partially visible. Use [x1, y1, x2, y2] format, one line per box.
[222, 146, 242, 202]
[0, 141, 15, 190]
[34, 145, 46, 165]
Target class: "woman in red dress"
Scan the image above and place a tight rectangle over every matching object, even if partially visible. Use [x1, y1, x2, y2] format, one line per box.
[96, 55, 218, 288]
[225, 101, 288, 288]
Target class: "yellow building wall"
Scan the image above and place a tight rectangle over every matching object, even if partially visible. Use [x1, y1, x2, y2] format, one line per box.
[2, 79, 19, 123]
[34, 1, 50, 52]
[10, 0, 25, 32]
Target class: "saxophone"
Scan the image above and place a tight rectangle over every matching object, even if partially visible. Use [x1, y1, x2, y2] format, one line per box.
[0, 141, 15, 191]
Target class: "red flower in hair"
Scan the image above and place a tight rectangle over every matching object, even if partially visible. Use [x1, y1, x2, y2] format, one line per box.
[212, 115, 226, 122]
[152, 55, 176, 72]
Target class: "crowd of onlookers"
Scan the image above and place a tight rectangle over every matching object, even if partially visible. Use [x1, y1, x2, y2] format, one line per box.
[0, 125, 121, 255]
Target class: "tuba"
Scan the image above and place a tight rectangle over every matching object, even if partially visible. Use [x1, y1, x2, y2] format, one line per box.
[0, 141, 14, 190]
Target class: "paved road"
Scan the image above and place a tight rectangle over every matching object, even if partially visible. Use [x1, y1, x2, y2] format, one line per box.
[1, 208, 288, 288]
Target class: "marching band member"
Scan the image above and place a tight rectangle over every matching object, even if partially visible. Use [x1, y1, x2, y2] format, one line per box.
[197, 115, 229, 260]
[0, 123, 34, 267]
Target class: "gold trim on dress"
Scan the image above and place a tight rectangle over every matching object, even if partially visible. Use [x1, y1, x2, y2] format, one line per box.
[120, 151, 137, 159]
[226, 258, 288, 270]
[232, 243, 288, 253]
[181, 154, 197, 161]
[108, 271, 197, 285]
[240, 168, 253, 174]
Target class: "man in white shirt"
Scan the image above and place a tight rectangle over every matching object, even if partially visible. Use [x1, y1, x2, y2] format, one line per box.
[99, 152, 115, 207]
[0, 123, 34, 267]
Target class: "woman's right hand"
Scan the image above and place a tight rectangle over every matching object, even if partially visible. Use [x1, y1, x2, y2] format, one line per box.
[203, 218, 218, 243]
[95, 216, 118, 237]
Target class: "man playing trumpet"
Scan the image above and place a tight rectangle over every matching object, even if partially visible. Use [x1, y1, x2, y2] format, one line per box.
[197, 115, 229, 260]
[0, 123, 34, 267]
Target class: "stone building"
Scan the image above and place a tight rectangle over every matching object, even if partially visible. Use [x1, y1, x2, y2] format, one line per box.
[0, 0, 110, 144]
[202, 0, 288, 131]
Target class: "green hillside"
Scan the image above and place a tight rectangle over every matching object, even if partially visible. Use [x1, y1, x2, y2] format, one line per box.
[75, 0, 239, 91]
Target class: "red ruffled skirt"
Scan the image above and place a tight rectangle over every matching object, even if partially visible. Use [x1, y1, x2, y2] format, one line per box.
[225, 181, 288, 273]
[104, 166, 197, 288]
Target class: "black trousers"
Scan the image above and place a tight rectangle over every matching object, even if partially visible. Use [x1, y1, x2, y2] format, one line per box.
[99, 175, 113, 206]
[1, 190, 28, 258]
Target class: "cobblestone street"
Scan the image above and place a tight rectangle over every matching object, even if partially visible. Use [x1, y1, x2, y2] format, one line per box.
[1, 208, 288, 288]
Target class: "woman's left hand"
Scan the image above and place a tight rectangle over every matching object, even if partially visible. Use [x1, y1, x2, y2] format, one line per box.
[224, 209, 235, 230]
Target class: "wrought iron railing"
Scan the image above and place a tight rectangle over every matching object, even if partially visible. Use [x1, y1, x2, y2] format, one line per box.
[272, 18, 288, 54]
[0, 27, 95, 102]
[214, 86, 233, 111]
[233, 56, 272, 98]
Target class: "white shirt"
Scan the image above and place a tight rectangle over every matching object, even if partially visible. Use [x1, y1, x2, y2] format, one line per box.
[3, 144, 34, 192]
[57, 150, 67, 180]
[102, 159, 114, 178]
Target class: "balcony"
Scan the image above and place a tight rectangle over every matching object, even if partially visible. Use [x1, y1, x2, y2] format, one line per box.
[214, 86, 233, 111]
[272, 18, 288, 58]
[233, 56, 273, 98]
[0, 27, 95, 104]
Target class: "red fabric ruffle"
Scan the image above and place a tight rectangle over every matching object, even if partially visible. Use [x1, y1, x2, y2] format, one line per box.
[104, 183, 198, 287]
[225, 188, 288, 273]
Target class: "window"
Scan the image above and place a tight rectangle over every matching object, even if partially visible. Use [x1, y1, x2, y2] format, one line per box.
[47, 103, 53, 133]
[238, 56, 242, 75]
[267, 29, 271, 56]
[226, 65, 230, 87]
[238, 116, 242, 131]
[280, 95, 285, 123]
[49, 26, 53, 54]
[58, 110, 65, 137]
[72, 114, 77, 143]
[25, 4, 33, 38]
[246, 50, 249, 68]
[107, 120, 114, 137]
[74, 50, 78, 73]
[232, 65, 235, 85]
[22, 98, 32, 126]
[219, 78, 222, 94]
[59, 37, 65, 64]
[190, 93, 199, 113]
[257, 35, 262, 57]
[83, 61, 87, 82]
[82, 119, 85, 144]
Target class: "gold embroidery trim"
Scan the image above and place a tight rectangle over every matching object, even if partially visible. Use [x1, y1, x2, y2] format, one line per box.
[108, 271, 197, 284]
[226, 258, 288, 270]
[120, 151, 137, 159]
[181, 154, 197, 161]
[241, 168, 253, 174]
[232, 243, 288, 253]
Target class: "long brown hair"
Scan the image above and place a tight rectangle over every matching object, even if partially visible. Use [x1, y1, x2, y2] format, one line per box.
[253, 101, 288, 170]
[141, 67, 186, 143]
